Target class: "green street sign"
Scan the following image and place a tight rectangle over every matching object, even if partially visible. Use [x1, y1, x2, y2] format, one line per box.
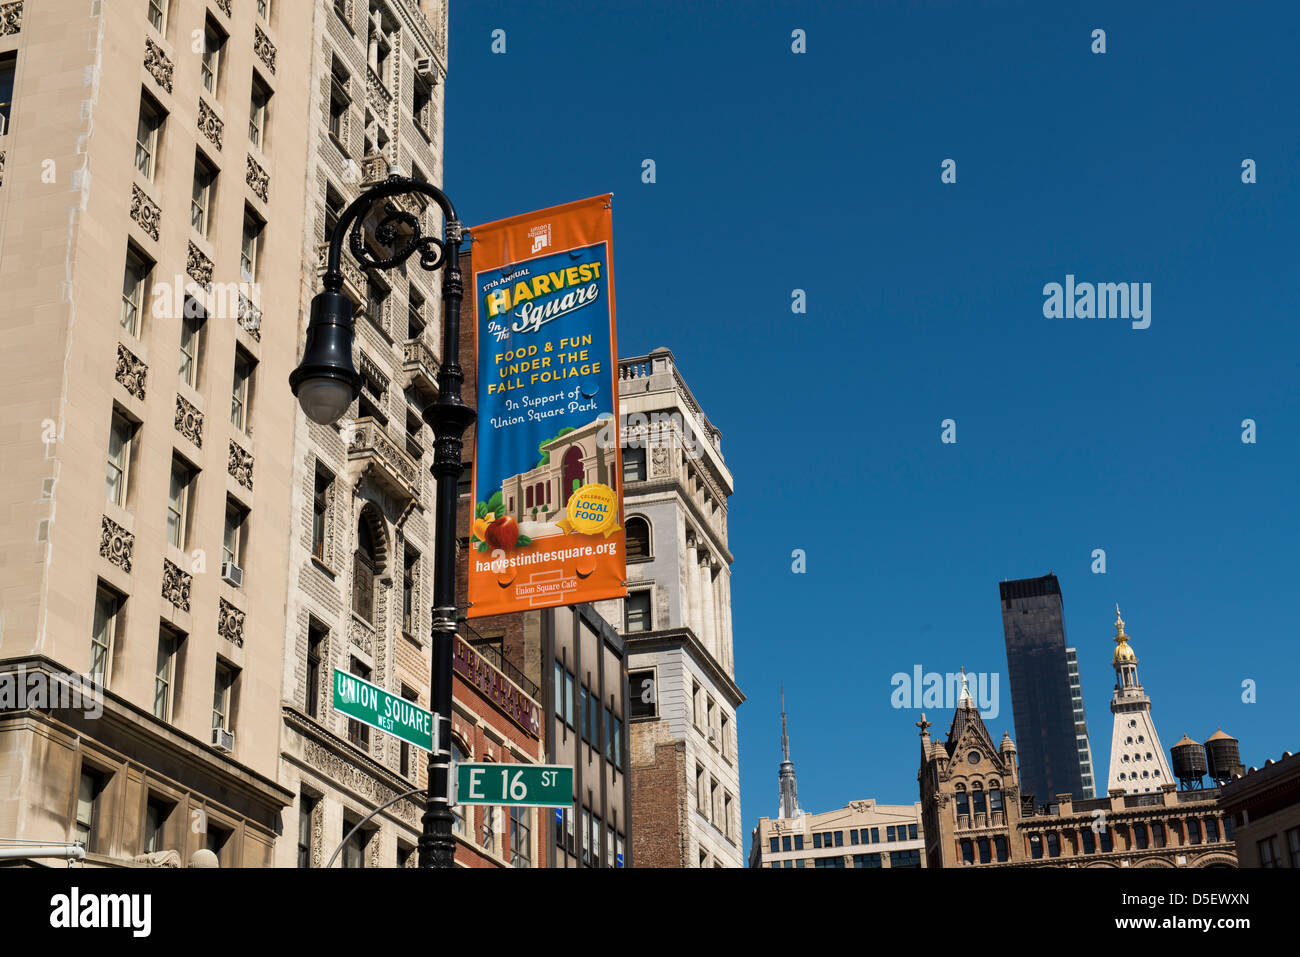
[333, 668, 433, 752]
[454, 763, 573, 808]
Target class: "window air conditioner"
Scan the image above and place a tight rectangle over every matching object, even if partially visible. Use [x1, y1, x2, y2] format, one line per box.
[414, 57, 438, 81]
[212, 727, 234, 752]
[221, 561, 244, 588]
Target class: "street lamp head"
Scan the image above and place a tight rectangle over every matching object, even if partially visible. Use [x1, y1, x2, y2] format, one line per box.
[289, 288, 362, 425]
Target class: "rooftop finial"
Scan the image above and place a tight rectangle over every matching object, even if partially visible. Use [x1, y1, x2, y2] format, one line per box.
[957, 666, 973, 706]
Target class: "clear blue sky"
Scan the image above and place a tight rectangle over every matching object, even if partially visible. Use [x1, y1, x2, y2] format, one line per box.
[445, 1, 1300, 861]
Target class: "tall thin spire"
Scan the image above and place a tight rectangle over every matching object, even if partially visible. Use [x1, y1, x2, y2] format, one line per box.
[778, 685, 800, 819]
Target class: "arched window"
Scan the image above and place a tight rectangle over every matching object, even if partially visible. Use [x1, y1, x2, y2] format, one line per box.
[988, 782, 1003, 813]
[955, 785, 969, 818]
[626, 516, 651, 560]
[971, 781, 987, 815]
[352, 508, 384, 623]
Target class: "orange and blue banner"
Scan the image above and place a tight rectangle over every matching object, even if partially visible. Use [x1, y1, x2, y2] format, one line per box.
[467, 195, 626, 618]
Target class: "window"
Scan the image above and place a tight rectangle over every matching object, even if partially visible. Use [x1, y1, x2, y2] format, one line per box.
[626, 516, 650, 559]
[312, 467, 331, 560]
[222, 498, 246, 569]
[407, 290, 426, 340]
[564, 670, 575, 726]
[814, 856, 844, 868]
[1081, 828, 1096, 854]
[955, 788, 969, 818]
[90, 586, 121, 685]
[977, 837, 991, 863]
[212, 662, 234, 731]
[1152, 822, 1166, 848]
[723, 792, 734, 840]
[1029, 834, 1043, 859]
[625, 591, 651, 633]
[249, 73, 271, 147]
[794, 834, 803, 850]
[306, 620, 325, 719]
[241, 209, 263, 282]
[135, 92, 165, 180]
[609, 711, 623, 769]
[1205, 818, 1220, 843]
[989, 784, 1003, 814]
[191, 153, 217, 237]
[581, 808, 591, 865]
[854, 853, 882, 868]
[405, 410, 423, 459]
[401, 547, 418, 634]
[178, 301, 204, 387]
[147, 0, 168, 33]
[870, 827, 879, 843]
[75, 768, 106, 852]
[769, 836, 779, 854]
[342, 821, 367, 868]
[972, 785, 987, 815]
[297, 793, 317, 867]
[994, 835, 1009, 862]
[695, 764, 707, 815]
[106, 411, 136, 506]
[153, 627, 180, 721]
[329, 60, 350, 148]
[887, 825, 895, 842]
[1047, 832, 1061, 857]
[205, 823, 231, 863]
[366, 274, 389, 331]
[623, 446, 645, 483]
[890, 849, 922, 868]
[909, 823, 918, 840]
[1133, 824, 1148, 850]
[1287, 827, 1300, 868]
[591, 813, 602, 867]
[451, 741, 467, 836]
[1257, 835, 1279, 868]
[120, 245, 152, 336]
[413, 78, 433, 138]
[961, 839, 974, 864]
[629, 665, 655, 717]
[145, 796, 171, 854]
[353, 519, 377, 622]
[201, 18, 225, 95]
[834, 830, 843, 847]
[579, 685, 591, 741]
[346, 658, 370, 749]
[1099, 828, 1113, 853]
[510, 806, 531, 868]
[399, 685, 418, 777]
[166, 457, 196, 548]
[720, 713, 731, 758]
[813, 832, 822, 849]
[231, 348, 254, 430]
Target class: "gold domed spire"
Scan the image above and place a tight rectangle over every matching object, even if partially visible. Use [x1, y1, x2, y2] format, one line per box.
[1113, 605, 1137, 663]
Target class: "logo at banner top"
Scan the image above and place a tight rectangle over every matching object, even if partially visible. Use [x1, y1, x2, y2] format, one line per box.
[529, 223, 552, 254]
[563, 483, 619, 537]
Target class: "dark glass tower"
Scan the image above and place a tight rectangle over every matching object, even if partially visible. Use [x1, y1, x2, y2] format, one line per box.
[999, 574, 1085, 807]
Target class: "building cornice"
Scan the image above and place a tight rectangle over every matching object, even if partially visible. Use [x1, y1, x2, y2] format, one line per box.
[625, 627, 744, 706]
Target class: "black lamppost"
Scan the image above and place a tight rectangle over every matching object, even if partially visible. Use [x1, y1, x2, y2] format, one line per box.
[290, 173, 475, 868]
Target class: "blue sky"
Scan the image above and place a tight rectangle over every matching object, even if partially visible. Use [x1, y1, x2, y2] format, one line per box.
[444, 1, 1300, 860]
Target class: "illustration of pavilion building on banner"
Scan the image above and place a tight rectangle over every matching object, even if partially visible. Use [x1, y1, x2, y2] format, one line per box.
[1104, 607, 1173, 795]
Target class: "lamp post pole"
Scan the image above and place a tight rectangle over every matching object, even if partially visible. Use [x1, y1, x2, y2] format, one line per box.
[290, 173, 475, 868]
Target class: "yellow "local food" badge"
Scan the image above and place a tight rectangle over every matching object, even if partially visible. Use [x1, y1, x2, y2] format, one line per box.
[558, 483, 621, 537]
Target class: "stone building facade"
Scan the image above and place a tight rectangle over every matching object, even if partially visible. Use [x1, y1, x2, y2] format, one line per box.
[918, 677, 1236, 868]
[750, 800, 926, 869]
[1219, 750, 1300, 868]
[274, 0, 455, 869]
[0, 0, 307, 866]
[591, 348, 743, 867]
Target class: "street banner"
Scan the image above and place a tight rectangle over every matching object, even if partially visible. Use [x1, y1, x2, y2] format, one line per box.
[468, 195, 626, 618]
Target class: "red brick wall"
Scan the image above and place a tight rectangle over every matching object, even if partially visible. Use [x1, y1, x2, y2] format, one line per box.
[631, 740, 688, 867]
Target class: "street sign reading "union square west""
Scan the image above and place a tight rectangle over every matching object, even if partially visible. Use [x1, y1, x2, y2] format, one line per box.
[332, 668, 433, 752]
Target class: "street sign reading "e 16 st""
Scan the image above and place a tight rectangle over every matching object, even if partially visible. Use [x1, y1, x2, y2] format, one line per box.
[454, 763, 573, 808]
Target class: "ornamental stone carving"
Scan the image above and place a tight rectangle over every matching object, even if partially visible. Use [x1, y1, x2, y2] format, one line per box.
[198, 98, 224, 150]
[651, 446, 670, 476]
[215, 0, 231, 16]
[228, 440, 254, 490]
[174, 394, 203, 446]
[349, 616, 373, 655]
[100, 516, 134, 573]
[366, 66, 392, 115]
[238, 293, 261, 341]
[129, 184, 160, 241]
[246, 153, 269, 202]
[253, 25, 277, 74]
[300, 739, 420, 827]
[0, 2, 22, 37]
[358, 352, 389, 399]
[144, 38, 173, 93]
[217, 597, 245, 647]
[115, 343, 147, 399]
[132, 850, 181, 867]
[187, 241, 213, 285]
[162, 559, 192, 611]
[0, 150, 6, 189]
